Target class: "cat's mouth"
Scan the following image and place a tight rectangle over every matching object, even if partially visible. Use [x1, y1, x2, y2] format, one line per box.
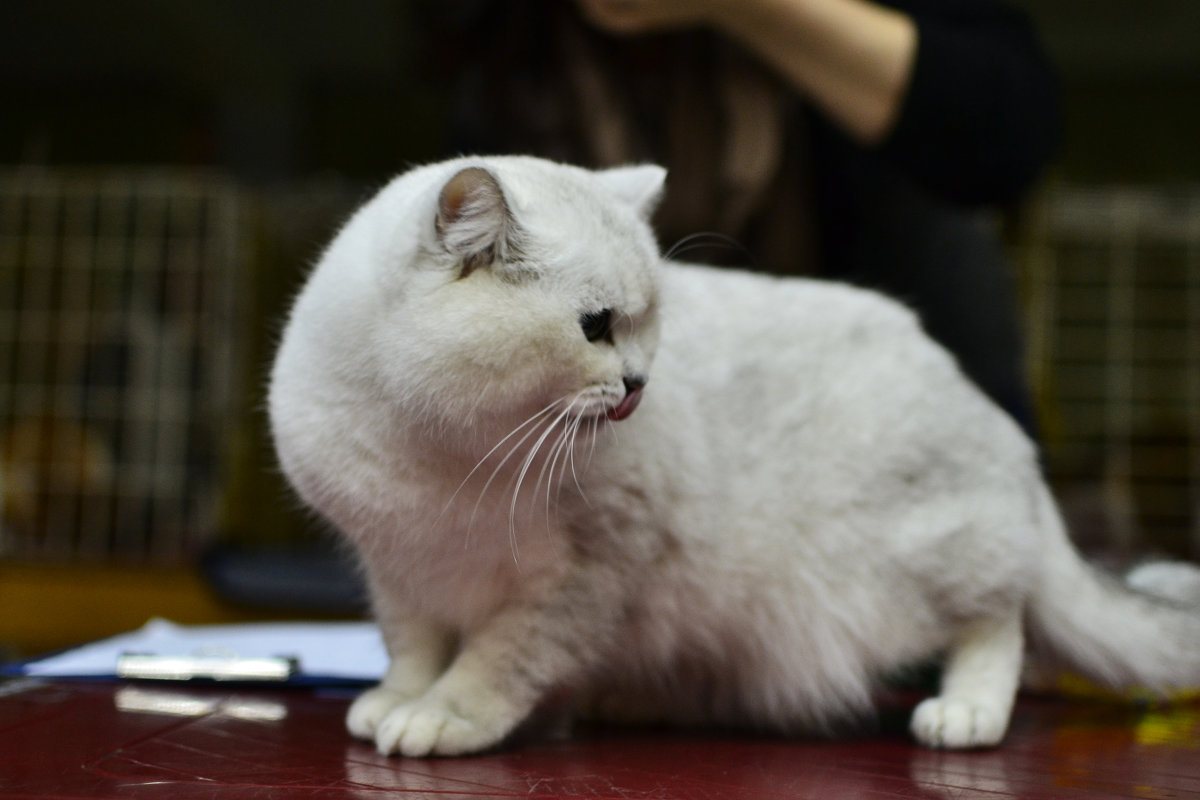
[605, 386, 643, 422]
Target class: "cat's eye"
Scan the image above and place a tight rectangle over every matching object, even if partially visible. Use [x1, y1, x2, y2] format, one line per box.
[580, 308, 613, 343]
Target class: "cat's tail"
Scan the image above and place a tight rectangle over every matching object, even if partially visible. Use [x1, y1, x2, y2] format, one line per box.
[1026, 484, 1200, 697]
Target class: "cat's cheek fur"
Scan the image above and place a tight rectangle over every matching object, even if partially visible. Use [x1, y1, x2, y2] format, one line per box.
[380, 289, 592, 430]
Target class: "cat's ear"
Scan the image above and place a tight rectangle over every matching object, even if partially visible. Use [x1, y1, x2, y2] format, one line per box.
[435, 166, 515, 277]
[595, 164, 667, 219]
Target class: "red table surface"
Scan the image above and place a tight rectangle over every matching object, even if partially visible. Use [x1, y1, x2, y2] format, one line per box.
[1, 679, 1198, 799]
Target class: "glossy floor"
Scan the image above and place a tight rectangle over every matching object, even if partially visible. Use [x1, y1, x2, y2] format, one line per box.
[1, 679, 1198, 799]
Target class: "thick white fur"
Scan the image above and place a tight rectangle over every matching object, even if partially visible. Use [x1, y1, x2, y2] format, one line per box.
[269, 156, 1200, 756]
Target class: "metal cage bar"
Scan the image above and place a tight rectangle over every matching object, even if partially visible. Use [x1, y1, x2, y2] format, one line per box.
[1023, 185, 1200, 560]
[0, 171, 245, 564]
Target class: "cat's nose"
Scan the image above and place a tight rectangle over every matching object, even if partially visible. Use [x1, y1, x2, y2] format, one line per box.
[623, 376, 646, 396]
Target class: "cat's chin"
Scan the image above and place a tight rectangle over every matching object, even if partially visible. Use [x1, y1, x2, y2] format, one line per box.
[564, 387, 640, 423]
[569, 390, 641, 423]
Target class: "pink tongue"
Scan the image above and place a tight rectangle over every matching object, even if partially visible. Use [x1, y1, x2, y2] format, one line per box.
[606, 387, 643, 421]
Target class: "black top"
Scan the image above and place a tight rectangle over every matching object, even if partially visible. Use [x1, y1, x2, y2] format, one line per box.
[879, 0, 1060, 205]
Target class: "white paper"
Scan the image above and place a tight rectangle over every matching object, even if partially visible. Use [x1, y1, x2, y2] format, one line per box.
[21, 618, 387, 682]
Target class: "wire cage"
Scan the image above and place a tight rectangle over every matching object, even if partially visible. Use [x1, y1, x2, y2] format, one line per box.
[1022, 185, 1200, 561]
[0, 171, 247, 564]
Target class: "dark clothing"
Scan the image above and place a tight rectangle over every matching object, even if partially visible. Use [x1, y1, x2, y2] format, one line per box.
[879, 0, 1060, 205]
[810, 0, 1060, 431]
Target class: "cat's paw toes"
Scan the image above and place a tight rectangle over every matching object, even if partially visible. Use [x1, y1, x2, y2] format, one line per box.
[346, 687, 413, 741]
[910, 697, 1007, 749]
[374, 698, 507, 757]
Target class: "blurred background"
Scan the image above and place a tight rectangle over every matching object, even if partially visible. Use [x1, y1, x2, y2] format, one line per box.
[1, 1, 1198, 660]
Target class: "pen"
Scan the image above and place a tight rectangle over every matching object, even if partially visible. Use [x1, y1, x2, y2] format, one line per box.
[116, 653, 299, 682]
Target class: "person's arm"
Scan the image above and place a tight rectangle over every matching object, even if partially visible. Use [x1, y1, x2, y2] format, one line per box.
[576, 0, 917, 146]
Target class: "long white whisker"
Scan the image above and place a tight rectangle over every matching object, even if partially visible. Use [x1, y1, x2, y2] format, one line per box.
[664, 231, 756, 265]
[533, 407, 573, 514]
[539, 425, 571, 536]
[461, 405, 565, 548]
[553, 413, 579, 510]
[509, 403, 574, 539]
[537, 421, 572, 526]
[500, 399, 576, 568]
[439, 399, 564, 525]
[534, 391, 588, 522]
[585, 416, 601, 470]
[474, 409, 562, 536]
[663, 231, 710, 259]
[605, 417, 619, 447]
[567, 414, 590, 504]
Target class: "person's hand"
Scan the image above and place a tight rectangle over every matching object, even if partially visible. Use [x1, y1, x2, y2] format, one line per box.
[573, 0, 722, 35]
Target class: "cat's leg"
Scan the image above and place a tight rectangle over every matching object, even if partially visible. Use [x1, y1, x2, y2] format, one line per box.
[371, 567, 620, 757]
[346, 617, 456, 742]
[910, 609, 1024, 749]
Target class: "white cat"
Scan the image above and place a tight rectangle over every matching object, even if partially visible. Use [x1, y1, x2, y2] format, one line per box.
[268, 155, 1200, 757]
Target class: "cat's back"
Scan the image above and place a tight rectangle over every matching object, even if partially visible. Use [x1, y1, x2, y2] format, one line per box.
[654, 262, 957, 419]
[643, 261, 1034, 496]
[659, 262, 922, 360]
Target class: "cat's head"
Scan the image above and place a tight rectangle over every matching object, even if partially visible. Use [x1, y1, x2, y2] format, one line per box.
[360, 157, 666, 448]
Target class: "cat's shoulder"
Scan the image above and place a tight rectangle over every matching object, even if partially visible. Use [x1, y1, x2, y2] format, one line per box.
[662, 261, 922, 333]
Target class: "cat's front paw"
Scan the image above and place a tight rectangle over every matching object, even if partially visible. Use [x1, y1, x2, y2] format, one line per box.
[346, 686, 416, 741]
[910, 697, 1008, 749]
[373, 694, 514, 757]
